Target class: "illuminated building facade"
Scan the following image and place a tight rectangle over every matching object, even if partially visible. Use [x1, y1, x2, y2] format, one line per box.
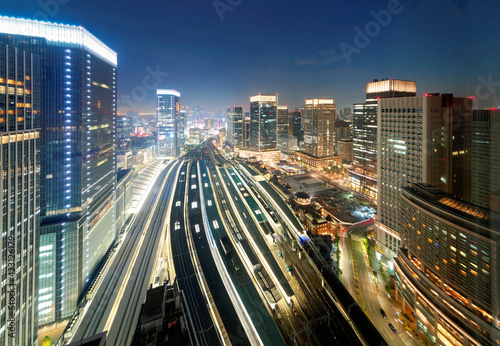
[293, 151, 341, 171]
[395, 183, 500, 346]
[472, 109, 500, 208]
[338, 138, 354, 163]
[350, 79, 416, 199]
[179, 109, 187, 155]
[249, 94, 278, 151]
[157, 89, 181, 158]
[304, 98, 335, 158]
[0, 16, 118, 325]
[226, 106, 243, 148]
[0, 41, 40, 345]
[277, 133, 298, 155]
[235, 149, 281, 163]
[376, 94, 472, 258]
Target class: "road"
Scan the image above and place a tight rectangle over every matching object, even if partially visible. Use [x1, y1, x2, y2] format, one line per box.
[350, 237, 417, 346]
[339, 237, 357, 302]
[68, 160, 181, 345]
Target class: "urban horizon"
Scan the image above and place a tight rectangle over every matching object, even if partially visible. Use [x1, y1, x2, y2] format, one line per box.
[0, 2, 498, 346]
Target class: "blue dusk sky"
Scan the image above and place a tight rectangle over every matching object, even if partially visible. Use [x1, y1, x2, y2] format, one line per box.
[3, 0, 500, 113]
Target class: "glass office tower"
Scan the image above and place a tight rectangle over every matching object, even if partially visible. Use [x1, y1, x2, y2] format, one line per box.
[0, 41, 40, 346]
[250, 94, 277, 151]
[157, 89, 181, 158]
[0, 16, 118, 325]
[226, 106, 243, 148]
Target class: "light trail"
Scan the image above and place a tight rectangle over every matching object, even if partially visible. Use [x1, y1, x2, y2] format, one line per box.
[217, 165, 291, 305]
[103, 161, 177, 332]
[198, 161, 263, 346]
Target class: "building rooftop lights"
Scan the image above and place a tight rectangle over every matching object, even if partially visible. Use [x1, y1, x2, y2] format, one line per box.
[0, 16, 117, 66]
[157, 89, 181, 97]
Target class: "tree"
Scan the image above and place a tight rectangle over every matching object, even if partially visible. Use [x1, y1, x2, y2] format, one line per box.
[42, 336, 52, 346]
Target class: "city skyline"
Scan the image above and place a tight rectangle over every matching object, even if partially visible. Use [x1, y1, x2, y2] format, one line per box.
[0, 2, 499, 346]
[1, 1, 499, 113]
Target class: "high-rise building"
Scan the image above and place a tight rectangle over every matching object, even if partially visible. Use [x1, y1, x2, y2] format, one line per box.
[277, 134, 298, 155]
[0, 41, 40, 345]
[226, 106, 243, 148]
[291, 110, 303, 145]
[304, 98, 336, 158]
[334, 121, 351, 156]
[157, 89, 181, 158]
[351, 79, 416, 199]
[472, 109, 500, 208]
[250, 94, 278, 151]
[192, 106, 203, 126]
[395, 183, 500, 346]
[343, 107, 352, 121]
[338, 139, 354, 163]
[277, 105, 289, 137]
[0, 16, 118, 325]
[179, 109, 187, 155]
[376, 94, 473, 257]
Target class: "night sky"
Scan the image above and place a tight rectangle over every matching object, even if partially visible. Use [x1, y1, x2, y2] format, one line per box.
[4, 0, 500, 113]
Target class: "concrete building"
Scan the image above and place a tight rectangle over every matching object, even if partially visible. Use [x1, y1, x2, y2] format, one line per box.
[472, 109, 500, 208]
[131, 280, 195, 346]
[376, 93, 473, 258]
[117, 151, 133, 170]
[218, 128, 227, 147]
[334, 121, 351, 156]
[294, 151, 341, 172]
[189, 128, 202, 144]
[395, 183, 500, 346]
[338, 139, 354, 163]
[277, 133, 298, 155]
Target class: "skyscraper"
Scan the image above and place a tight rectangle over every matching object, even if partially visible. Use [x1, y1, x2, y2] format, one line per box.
[304, 98, 336, 158]
[395, 183, 499, 346]
[0, 16, 118, 325]
[351, 79, 416, 198]
[179, 109, 187, 155]
[0, 41, 40, 345]
[376, 94, 472, 257]
[334, 121, 351, 156]
[277, 105, 289, 136]
[291, 110, 302, 145]
[472, 109, 500, 208]
[250, 94, 278, 151]
[156, 89, 181, 158]
[226, 106, 243, 148]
